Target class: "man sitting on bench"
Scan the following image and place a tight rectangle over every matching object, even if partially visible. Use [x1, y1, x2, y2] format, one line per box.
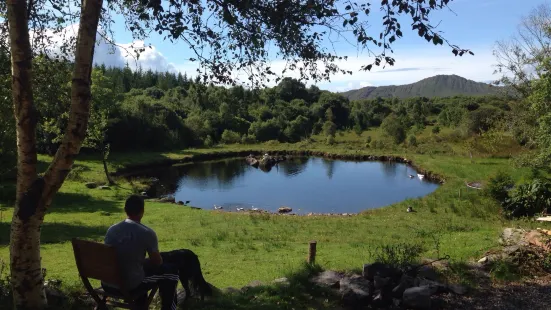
[102, 195, 179, 310]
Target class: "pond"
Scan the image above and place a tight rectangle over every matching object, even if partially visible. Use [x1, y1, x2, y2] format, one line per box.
[138, 157, 440, 214]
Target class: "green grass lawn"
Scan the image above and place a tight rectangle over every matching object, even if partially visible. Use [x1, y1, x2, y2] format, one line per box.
[0, 139, 547, 295]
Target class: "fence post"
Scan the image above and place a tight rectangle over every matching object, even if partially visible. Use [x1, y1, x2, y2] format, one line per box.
[308, 241, 317, 265]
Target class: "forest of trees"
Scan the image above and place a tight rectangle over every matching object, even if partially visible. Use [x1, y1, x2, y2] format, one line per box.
[0, 51, 520, 180]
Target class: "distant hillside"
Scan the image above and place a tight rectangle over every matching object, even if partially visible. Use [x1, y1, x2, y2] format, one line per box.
[341, 75, 500, 100]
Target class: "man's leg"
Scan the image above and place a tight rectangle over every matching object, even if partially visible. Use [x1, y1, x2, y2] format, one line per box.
[143, 263, 179, 310]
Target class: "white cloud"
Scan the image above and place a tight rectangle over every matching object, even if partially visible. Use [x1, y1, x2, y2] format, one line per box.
[359, 81, 374, 88]
[36, 24, 180, 73]
[41, 24, 499, 91]
[307, 47, 498, 91]
[115, 41, 178, 72]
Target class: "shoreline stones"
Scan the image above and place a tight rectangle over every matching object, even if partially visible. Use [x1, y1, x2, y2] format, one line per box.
[85, 182, 97, 189]
[278, 206, 292, 213]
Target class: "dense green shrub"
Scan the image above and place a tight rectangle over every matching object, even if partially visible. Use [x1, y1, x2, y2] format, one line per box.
[241, 134, 257, 144]
[503, 179, 551, 218]
[484, 171, 515, 205]
[432, 126, 441, 134]
[326, 135, 335, 145]
[408, 135, 418, 147]
[370, 243, 424, 271]
[322, 121, 337, 137]
[203, 135, 214, 147]
[381, 114, 407, 144]
[249, 119, 281, 142]
[220, 130, 241, 144]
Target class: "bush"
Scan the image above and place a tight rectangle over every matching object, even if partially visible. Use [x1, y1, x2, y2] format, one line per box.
[220, 129, 241, 144]
[326, 135, 335, 145]
[381, 114, 407, 144]
[432, 126, 441, 134]
[503, 179, 551, 218]
[484, 171, 514, 205]
[203, 135, 214, 147]
[365, 135, 372, 144]
[408, 135, 418, 147]
[322, 121, 337, 137]
[353, 123, 363, 136]
[370, 243, 424, 271]
[241, 134, 256, 144]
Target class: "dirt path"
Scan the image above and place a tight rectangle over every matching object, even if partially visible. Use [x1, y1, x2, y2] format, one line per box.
[438, 275, 551, 310]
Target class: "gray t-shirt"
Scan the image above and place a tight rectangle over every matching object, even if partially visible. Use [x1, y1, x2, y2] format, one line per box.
[104, 219, 158, 290]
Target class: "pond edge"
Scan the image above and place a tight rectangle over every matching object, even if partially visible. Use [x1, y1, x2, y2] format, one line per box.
[113, 150, 446, 184]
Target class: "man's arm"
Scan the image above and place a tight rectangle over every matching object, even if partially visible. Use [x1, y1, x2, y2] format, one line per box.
[146, 230, 163, 266]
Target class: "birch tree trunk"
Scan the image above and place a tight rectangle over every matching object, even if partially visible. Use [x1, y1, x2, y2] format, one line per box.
[8, 0, 103, 308]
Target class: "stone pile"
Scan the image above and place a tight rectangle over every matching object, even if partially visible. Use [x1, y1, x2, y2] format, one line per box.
[310, 263, 466, 309]
[245, 153, 287, 170]
[477, 228, 551, 275]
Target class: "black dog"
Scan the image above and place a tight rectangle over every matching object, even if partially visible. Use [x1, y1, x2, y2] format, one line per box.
[160, 249, 212, 301]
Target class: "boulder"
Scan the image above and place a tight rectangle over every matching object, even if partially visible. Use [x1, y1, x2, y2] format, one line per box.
[402, 286, 433, 309]
[177, 201, 184, 205]
[278, 206, 292, 213]
[85, 182, 97, 189]
[44, 280, 65, 306]
[160, 196, 175, 203]
[362, 262, 401, 281]
[500, 228, 527, 246]
[246, 156, 260, 168]
[525, 230, 551, 251]
[373, 275, 390, 290]
[339, 275, 372, 307]
[415, 279, 446, 294]
[272, 277, 290, 286]
[311, 270, 344, 288]
[391, 275, 414, 298]
[448, 283, 468, 295]
[245, 280, 263, 288]
[416, 265, 439, 281]
[241, 280, 264, 292]
[224, 287, 241, 294]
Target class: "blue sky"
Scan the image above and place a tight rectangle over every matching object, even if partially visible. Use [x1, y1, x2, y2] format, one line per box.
[92, 0, 547, 91]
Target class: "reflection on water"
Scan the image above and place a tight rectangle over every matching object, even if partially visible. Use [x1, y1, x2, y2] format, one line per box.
[139, 157, 440, 214]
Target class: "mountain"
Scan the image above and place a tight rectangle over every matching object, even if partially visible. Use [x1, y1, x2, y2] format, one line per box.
[341, 75, 500, 100]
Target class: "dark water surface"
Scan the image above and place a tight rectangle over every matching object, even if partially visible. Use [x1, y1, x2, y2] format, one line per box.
[144, 157, 439, 214]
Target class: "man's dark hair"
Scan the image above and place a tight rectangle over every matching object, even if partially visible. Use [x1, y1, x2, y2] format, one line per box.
[125, 195, 145, 216]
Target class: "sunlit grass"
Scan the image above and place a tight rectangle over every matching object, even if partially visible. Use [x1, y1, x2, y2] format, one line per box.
[0, 134, 548, 293]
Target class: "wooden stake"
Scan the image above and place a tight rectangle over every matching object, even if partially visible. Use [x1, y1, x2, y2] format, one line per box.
[308, 241, 317, 265]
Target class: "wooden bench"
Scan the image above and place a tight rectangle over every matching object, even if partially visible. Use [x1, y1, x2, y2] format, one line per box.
[72, 238, 158, 309]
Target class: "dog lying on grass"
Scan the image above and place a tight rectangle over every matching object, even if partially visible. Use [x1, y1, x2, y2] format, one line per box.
[160, 249, 213, 301]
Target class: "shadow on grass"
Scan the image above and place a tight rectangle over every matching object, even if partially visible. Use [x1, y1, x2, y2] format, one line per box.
[185, 264, 342, 310]
[0, 222, 109, 246]
[47, 192, 121, 214]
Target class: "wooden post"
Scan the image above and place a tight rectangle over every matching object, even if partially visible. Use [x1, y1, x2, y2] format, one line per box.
[308, 241, 317, 265]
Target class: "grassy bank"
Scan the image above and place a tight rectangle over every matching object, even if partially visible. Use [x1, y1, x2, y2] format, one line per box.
[0, 139, 544, 293]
